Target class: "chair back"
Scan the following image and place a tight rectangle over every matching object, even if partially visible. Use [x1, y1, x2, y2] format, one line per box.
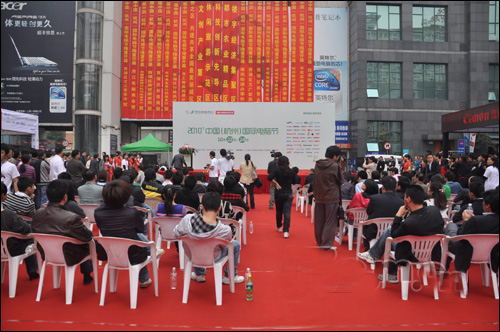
[342, 200, 352, 211]
[184, 206, 198, 214]
[220, 218, 241, 242]
[145, 198, 163, 212]
[95, 236, 153, 269]
[392, 235, 446, 262]
[362, 218, 393, 239]
[30, 233, 91, 266]
[291, 184, 301, 196]
[449, 194, 458, 201]
[448, 234, 499, 264]
[74, 196, 80, 204]
[79, 204, 100, 224]
[1, 231, 33, 259]
[345, 208, 368, 227]
[299, 184, 310, 196]
[181, 237, 230, 268]
[198, 193, 205, 203]
[231, 206, 246, 219]
[153, 217, 182, 241]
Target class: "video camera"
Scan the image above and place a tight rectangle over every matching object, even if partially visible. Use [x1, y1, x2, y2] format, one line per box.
[270, 150, 280, 158]
[226, 150, 234, 160]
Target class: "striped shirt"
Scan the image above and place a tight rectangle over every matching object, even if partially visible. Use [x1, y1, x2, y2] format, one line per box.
[3, 192, 36, 217]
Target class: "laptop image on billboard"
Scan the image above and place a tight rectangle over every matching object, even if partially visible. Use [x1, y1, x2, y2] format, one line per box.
[9, 35, 58, 67]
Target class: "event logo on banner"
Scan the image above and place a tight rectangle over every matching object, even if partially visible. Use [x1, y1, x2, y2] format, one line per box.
[314, 7, 348, 123]
[0, 1, 75, 124]
[121, 1, 315, 120]
[173, 102, 335, 170]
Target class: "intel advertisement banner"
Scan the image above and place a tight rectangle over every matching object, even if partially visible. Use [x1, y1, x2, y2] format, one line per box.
[173, 103, 335, 170]
[1, 1, 75, 124]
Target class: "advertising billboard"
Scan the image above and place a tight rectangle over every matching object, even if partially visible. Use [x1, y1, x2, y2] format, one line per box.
[1, 1, 75, 124]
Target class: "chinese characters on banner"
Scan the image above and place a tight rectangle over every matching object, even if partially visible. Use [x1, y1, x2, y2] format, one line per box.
[121, 1, 315, 120]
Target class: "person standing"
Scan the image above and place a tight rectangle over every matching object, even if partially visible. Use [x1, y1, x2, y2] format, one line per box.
[268, 156, 298, 239]
[66, 150, 86, 183]
[171, 152, 187, 172]
[313, 146, 343, 250]
[208, 151, 219, 183]
[376, 156, 386, 173]
[483, 156, 499, 191]
[1, 144, 20, 193]
[113, 151, 122, 172]
[218, 149, 234, 183]
[50, 146, 66, 181]
[267, 151, 281, 210]
[240, 154, 257, 209]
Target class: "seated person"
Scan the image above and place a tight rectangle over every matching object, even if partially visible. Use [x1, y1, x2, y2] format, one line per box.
[430, 174, 451, 199]
[304, 168, 315, 204]
[32, 180, 95, 285]
[162, 169, 174, 186]
[424, 182, 449, 219]
[113, 167, 123, 181]
[174, 192, 244, 284]
[341, 173, 356, 201]
[97, 170, 108, 187]
[358, 185, 444, 283]
[78, 169, 104, 205]
[141, 168, 164, 199]
[222, 175, 249, 219]
[154, 165, 165, 184]
[122, 169, 146, 208]
[171, 172, 184, 193]
[94, 180, 164, 288]
[207, 180, 235, 219]
[1, 183, 39, 280]
[225, 171, 246, 201]
[445, 189, 499, 273]
[355, 171, 368, 194]
[174, 175, 200, 210]
[444, 171, 463, 195]
[452, 181, 484, 223]
[395, 176, 411, 200]
[2, 176, 36, 218]
[193, 172, 207, 194]
[346, 179, 379, 225]
[157, 185, 186, 217]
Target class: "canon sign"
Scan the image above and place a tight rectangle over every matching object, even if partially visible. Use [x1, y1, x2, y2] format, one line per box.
[1, 2, 27, 10]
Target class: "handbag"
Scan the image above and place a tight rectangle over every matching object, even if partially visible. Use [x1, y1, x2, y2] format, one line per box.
[254, 177, 263, 188]
[337, 163, 345, 220]
[251, 166, 258, 180]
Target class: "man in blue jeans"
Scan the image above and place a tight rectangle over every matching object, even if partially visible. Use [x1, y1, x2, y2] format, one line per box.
[174, 192, 244, 284]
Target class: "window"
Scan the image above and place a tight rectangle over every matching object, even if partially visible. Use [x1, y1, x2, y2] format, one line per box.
[366, 5, 401, 41]
[414, 64, 447, 100]
[490, 1, 500, 41]
[489, 64, 499, 101]
[367, 62, 401, 99]
[413, 6, 447, 42]
[367, 121, 402, 154]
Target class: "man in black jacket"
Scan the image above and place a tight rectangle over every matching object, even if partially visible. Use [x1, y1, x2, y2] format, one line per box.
[424, 153, 440, 181]
[175, 175, 200, 210]
[376, 156, 385, 173]
[446, 189, 499, 273]
[267, 152, 281, 209]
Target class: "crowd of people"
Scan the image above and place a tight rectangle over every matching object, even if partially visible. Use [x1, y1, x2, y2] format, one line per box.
[1, 141, 498, 291]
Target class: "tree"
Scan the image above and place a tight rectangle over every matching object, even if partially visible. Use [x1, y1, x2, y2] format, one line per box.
[45, 130, 65, 143]
[473, 133, 493, 155]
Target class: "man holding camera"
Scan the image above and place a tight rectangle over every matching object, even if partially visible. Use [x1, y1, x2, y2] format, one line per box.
[267, 151, 282, 210]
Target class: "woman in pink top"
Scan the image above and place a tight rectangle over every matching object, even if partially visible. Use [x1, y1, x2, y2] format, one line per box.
[346, 179, 379, 224]
[17, 154, 36, 181]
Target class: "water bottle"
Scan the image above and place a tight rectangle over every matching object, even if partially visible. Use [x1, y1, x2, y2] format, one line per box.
[246, 274, 253, 301]
[170, 267, 177, 290]
[466, 203, 473, 214]
[249, 221, 254, 234]
[245, 268, 250, 282]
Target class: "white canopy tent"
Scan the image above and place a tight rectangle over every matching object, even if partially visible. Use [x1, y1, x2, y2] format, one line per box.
[1, 108, 39, 149]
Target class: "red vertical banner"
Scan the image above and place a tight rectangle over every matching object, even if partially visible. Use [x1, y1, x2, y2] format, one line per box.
[255, 1, 263, 102]
[164, 2, 171, 118]
[220, 2, 230, 103]
[246, 1, 255, 102]
[239, 1, 247, 102]
[180, 1, 189, 103]
[281, 0, 289, 102]
[157, 3, 165, 119]
[150, 3, 160, 119]
[203, 2, 213, 103]
[306, 0, 314, 102]
[272, 1, 280, 102]
[263, 1, 273, 102]
[171, 1, 180, 117]
[299, 1, 306, 102]
[121, 2, 131, 118]
[137, 1, 147, 119]
[195, 1, 204, 102]
[212, 1, 222, 102]
[229, 2, 239, 102]
[130, 1, 139, 119]
[290, 1, 297, 102]
[188, 2, 196, 102]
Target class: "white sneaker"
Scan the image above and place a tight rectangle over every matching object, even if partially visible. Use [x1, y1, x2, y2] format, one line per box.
[190, 272, 206, 283]
[222, 275, 245, 284]
[277, 227, 283, 233]
[357, 251, 376, 264]
[329, 246, 337, 251]
[156, 248, 165, 259]
[378, 273, 399, 284]
[284, 232, 289, 239]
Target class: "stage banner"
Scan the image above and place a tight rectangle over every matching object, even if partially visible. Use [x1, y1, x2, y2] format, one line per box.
[1, 1, 75, 124]
[173, 102, 335, 170]
[314, 8, 348, 121]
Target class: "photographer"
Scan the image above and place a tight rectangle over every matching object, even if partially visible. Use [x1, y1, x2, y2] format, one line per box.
[218, 149, 234, 183]
[267, 150, 282, 210]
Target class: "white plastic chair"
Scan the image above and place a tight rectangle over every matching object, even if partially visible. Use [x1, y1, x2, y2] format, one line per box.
[144, 198, 163, 213]
[181, 237, 235, 306]
[95, 236, 159, 309]
[74, 196, 80, 204]
[356, 218, 393, 270]
[231, 206, 247, 245]
[30, 233, 99, 304]
[382, 234, 446, 300]
[440, 234, 499, 299]
[220, 218, 242, 251]
[1, 231, 41, 298]
[79, 204, 100, 231]
[310, 198, 315, 224]
[184, 206, 199, 215]
[291, 184, 301, 207]
[134, 206, 154, 242]
[340, 208, 368, 250]
[296, 184, 310, 213]
[153, 217, 184, 269]
[198, 193, 205, 203]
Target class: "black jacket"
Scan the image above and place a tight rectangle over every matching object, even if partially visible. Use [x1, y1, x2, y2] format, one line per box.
[363, 192, 404, 241]
[391, 206, 445, 264]
[376, 160, 385, 173]
[32, 203, 93, 266]
[94, 204, 148, 264]
[456, 213, 499, 272]
[1, 209, 33, 256]
[175, 188, 200, 210]
[424, 160, 440, 180]
[452, 199, 484, 223]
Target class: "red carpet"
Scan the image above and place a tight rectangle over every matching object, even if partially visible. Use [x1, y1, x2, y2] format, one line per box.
[2, 194, 499, 331]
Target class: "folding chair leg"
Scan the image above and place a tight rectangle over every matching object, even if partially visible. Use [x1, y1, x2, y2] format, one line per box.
[481, 263, 490, 287]
[401, 265, 411, 301]
[1, 261, 6, 284]
[178, 240, 185, 270]
[214, 263, 223, 306]
[53, 265, 62, 289]
[110, 268, 119, 293]
[65, 265, 77, 305]
[99, 264, 109, 306]
[348, 225, 354, 251]
[8, 257, 21, 298]
[491, 270, 499, 300]
[460, 272, 468, 299]
[182, 259, 192, 304]
[36, 261, 47, 302]
[431, 263, 439, 300]
[129, 267, 140, 309]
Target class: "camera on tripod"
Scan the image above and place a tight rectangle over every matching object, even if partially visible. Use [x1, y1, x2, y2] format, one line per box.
[270, 150, 280, 158]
